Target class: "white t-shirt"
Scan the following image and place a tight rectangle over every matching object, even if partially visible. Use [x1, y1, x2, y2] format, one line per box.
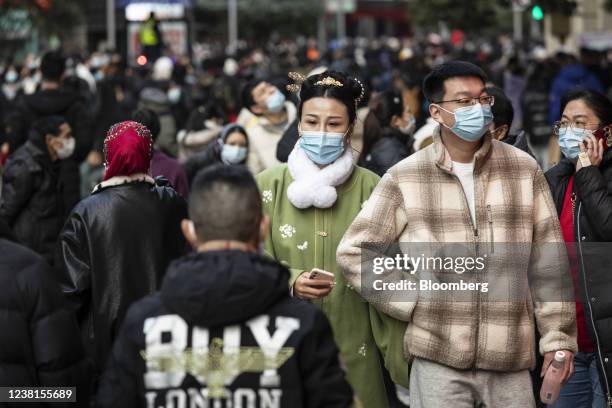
[452, 160, 476, 226]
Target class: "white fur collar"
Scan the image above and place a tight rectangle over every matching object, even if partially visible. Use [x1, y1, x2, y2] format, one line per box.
[92, 173, 155, 194]
[287, 145, 355, 209]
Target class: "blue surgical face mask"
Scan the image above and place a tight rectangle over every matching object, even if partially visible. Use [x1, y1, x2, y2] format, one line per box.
[299, 129, 346, 165]
[266, 89, 286, 114]
[438, 103, 493, 142]
[559, 127, 592, 159]
[221, 144, 248, 165]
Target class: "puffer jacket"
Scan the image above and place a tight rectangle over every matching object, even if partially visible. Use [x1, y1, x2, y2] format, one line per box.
[0, 141, 78, 264]
[97, 250, 354, 408]
[0, 219, 91, 407]
[545, 152, 612, 404]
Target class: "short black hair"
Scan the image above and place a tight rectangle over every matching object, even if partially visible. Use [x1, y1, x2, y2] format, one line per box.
[298, 70, 364, 124]
[40, 51, 66, 82]
[189, 165, 262, 243]
[486, 86, 514, 128]
[132, 108, 161, 142]
[560, 89, 612, 126]
[422, 61, 488, 103]
[32, 115, 66, 138]
[29, 115, 67, 150]
[241, 79, 262, 114]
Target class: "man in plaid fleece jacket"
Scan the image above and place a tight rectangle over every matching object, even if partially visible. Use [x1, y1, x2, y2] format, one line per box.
[337, 61, 577, 407]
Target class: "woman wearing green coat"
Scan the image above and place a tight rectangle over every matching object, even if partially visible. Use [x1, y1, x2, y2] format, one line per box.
[256, 70, 408, 407]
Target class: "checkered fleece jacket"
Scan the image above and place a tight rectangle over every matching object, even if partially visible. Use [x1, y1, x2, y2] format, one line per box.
[337, 127, 577, 372]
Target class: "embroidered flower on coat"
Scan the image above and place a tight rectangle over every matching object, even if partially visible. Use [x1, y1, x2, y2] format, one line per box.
[358, 343, 367, 357]
[262, 190, 273, 203]
[279, 224, 296, 239]
[297, 241, 308, 251]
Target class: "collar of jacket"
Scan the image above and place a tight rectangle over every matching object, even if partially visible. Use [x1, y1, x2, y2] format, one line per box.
[432, 125, 493, 174]
[92, 173, 155, 194]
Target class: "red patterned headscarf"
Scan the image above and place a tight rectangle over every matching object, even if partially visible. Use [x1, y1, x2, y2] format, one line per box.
[103, 121, 153, 181]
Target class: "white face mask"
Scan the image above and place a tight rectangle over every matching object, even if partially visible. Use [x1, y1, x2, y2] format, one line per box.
[399, 116, 416, 135]
[168, 87, 181, 104]
[56, 137, 76, 160]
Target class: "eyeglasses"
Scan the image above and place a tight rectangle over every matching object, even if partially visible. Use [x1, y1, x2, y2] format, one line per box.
[433, 95, 495, 107]
[553, 121, 601, 135]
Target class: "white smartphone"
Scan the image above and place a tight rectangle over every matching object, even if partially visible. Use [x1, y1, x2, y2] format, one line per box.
[309, 268, 335, 282]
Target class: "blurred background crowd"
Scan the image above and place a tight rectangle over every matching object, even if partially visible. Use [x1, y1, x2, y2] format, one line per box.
[2, 0, 612, 183]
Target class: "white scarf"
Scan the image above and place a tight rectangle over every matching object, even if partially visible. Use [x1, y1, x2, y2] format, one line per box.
[287, 145, 355, 209]
[92, 173, 155, 194]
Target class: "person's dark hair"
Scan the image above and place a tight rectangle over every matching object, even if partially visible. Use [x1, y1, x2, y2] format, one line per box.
[360, 89, 403, 161]
[560, 89, 612, 126]
[40, 51, 66, 82]
[32, 115, 66, 138]
[219, 123, 249, 146]
[189, 165, 261, 242]
[298, 70, 364, 124]
[241, 79, 262, 113]
[132, 108, 161, 142]
[371, 89, 404, 128]
[186, 102, 225, 132]
[486, 86, 514, 128]
[29, 115, 67, 151]
[422, 61, 487, 103]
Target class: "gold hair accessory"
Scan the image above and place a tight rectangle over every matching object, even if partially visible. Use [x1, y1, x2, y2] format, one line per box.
[286, 71, 306, 94]
[314, 76, 344, 88]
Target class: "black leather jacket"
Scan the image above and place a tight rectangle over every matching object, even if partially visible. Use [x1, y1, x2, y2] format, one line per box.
[56, 177, 187, 377]
[545, 152, 612, 403]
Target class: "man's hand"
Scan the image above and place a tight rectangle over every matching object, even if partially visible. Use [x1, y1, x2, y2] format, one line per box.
[293, 270, 334, 300]
[541, 350, 574, 384]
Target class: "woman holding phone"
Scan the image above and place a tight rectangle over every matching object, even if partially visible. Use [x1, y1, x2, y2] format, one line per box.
[256, 70, 408, 407]
[545, 89, 612, 407]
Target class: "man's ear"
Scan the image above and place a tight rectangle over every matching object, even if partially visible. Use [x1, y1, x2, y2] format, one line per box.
[181, 219, 199, 249]
[429, 104, 444, 124]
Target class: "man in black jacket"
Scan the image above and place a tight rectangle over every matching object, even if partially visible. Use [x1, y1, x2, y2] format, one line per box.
[97, 165, 354, 408]
[0, 219, 91, 406]
[4, 51, 91, 162]
[0, 116, 78, 264]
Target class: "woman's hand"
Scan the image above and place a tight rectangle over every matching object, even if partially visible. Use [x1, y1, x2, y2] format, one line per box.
[576, 135, 604, 171]
[293, 270, 334, 300]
